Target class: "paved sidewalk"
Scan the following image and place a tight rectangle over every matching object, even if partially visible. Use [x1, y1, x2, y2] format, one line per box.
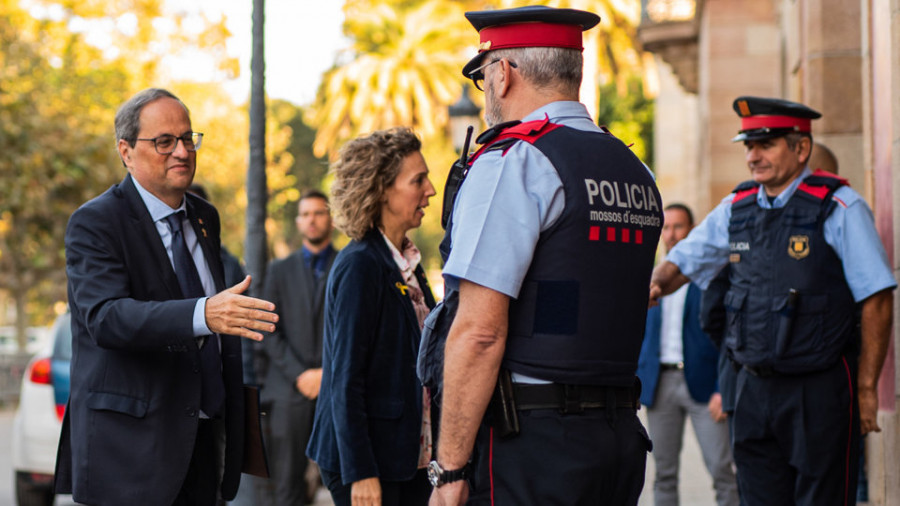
[1, 405, 720, 505]
[638, 408, 718, 506]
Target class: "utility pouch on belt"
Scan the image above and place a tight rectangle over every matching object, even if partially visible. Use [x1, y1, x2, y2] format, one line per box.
[490, 369, 520, 439]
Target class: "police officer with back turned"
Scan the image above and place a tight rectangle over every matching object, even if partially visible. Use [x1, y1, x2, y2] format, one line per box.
[649, 96, 896, 505]
[423, 6, 662, 505]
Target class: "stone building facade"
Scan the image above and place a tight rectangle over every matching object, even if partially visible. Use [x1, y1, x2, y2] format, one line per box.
[639, 0, 900, 503]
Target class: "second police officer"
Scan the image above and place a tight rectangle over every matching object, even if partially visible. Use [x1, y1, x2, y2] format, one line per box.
[650, 96, 896, 505]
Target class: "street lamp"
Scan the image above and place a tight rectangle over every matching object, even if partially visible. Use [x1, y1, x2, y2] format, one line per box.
[447, 84, 481, 153]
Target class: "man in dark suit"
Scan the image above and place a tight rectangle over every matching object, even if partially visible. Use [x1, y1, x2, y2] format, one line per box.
[55, 88, 278, 506]
[637, 203, 738, 506]
[259, 189, 337, 505]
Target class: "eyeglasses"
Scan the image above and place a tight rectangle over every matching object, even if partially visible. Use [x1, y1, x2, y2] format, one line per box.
[134, 132, 204, 154]
[468, 59, 517, 92]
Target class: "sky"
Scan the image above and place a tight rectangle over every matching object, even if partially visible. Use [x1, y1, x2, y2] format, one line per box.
[21, 0, 348, 106]
[183, 0, 348, 106]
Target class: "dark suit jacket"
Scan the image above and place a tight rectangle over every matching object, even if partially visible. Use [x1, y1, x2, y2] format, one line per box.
[55, 174, 245, 505]
[260, 247, 336, 404]
[637, 283, 720, 407]
[307, 228, 436, 485]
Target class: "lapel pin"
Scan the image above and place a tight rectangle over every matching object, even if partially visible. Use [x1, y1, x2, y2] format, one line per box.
[395, 282, 408, 295]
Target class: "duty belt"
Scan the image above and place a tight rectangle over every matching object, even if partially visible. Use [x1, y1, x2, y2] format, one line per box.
[743, 365, 782, 377]
[513, 383, 638, 413]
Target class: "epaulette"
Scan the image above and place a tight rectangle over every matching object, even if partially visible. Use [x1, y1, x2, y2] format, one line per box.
[731, 180, 759, 204]
[475, 120, 522, 145]
[797, 169, 849, 200]
[470, 114, 563, 163]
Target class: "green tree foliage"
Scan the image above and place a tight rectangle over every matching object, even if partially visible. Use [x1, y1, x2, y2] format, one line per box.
[267, 99, 329, 255]
[596, 77, 654, 166]
[307, 0, 472, 159]
[0, 0, 128, 346]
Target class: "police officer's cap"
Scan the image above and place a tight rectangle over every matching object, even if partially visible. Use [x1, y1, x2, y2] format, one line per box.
[732, 96, 822, 143]
[462, 6, 601, 79]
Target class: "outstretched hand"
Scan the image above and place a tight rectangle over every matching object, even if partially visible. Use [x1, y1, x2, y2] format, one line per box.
[205, 275, 278, 341]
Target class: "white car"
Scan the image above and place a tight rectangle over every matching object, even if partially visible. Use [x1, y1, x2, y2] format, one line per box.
[11, 314, 71, 506]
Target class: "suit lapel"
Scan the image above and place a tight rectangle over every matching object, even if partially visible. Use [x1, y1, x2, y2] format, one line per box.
[367, 231, 422, 356]
[120, 174, 183, 298]
[186, 197, 225, 292]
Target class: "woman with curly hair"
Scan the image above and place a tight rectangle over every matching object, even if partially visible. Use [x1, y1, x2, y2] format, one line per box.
[307, 127, 437, 506]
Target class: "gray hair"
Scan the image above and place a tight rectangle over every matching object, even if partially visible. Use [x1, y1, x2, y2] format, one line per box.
[784, 132, 814, 164]
[115, 88, 188, 147]
[489, 46, 583, 97]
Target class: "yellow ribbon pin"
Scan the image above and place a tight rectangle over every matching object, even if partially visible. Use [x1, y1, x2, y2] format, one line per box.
[395, 282, 408, 295]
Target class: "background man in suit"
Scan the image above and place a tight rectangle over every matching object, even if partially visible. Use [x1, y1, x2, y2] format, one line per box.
[56, 88, 278, 506]
[259, 189, 337, 505]
[637, 203, 739, 506]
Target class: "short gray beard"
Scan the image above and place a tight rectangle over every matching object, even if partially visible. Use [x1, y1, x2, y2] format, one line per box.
[485, 79, 503, 127]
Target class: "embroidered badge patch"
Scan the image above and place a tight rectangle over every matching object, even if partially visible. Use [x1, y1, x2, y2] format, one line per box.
[788, 235, 810, 259]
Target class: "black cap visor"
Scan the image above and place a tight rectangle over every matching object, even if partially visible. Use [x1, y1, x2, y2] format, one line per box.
[732, 127, 801, 143]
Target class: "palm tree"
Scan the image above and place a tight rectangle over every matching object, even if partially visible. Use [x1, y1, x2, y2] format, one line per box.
[309, 0, 645, 160]
[306, 0, 471, 158]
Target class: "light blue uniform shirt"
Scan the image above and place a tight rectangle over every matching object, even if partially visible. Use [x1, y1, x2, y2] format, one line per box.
[666, 167, 896, 302]
[444, 101, 612, 297]
[132, 177, 215, 336]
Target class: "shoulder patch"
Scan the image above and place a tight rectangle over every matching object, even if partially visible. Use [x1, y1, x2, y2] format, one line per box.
[797, 170, 849, 200]
[732, 180, 759, 193]
[469, 114, 563, 163]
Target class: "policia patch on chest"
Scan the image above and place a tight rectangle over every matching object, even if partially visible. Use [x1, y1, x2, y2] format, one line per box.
[788, 235, 810, 259]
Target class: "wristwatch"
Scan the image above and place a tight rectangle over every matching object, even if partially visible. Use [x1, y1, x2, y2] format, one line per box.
[427, 460, 468, 487]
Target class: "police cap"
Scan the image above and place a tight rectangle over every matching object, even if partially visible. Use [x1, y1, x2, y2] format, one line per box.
[462, 6, 600, 79]
[732, 96, 821, 142]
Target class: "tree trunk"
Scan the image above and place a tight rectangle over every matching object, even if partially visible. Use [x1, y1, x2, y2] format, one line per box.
[245, 0, 267, 298]
[13, 287, 28, 353]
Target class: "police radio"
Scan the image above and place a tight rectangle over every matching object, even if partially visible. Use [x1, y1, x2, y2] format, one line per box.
[441, 125, 474, 230]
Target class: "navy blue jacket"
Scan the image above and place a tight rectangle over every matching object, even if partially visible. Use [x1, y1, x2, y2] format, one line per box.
[307, 228, 435, 485]
[56, 174, 245, 505]
[637, 283, 720, 407]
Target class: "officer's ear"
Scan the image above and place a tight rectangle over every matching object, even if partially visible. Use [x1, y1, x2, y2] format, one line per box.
[797, 136, 812, 165]
[496, 58, 514, 97]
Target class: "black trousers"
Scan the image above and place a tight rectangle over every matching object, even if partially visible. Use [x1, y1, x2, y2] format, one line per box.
[732, 357, 860, 506]
[173, 418, 222, 506]
[320, 468, 431, 506]
[468, 406, 650, 506]
[264, 398, 317, 505]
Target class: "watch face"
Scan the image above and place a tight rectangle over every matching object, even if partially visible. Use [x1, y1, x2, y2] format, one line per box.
[427, 461, 442, 487]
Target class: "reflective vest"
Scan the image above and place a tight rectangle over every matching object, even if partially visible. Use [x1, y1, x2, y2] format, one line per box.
[724, 171, 858, 372]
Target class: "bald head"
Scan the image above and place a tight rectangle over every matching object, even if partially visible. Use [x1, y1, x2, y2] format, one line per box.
[808, 142, 838, 174]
